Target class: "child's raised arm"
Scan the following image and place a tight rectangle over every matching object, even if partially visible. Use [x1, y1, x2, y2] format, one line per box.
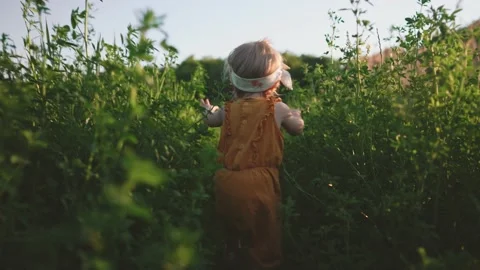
[200, 98, 224, 127]
[275, 102, 304, 135]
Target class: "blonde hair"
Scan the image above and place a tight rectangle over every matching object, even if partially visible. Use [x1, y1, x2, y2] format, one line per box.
[223, 39, 289, 98]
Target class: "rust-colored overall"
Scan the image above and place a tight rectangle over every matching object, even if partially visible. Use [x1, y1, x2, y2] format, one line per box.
[214, 96, 284, 269]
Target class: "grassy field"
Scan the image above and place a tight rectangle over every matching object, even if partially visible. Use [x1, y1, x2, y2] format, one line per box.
[1, 0, 479, 269]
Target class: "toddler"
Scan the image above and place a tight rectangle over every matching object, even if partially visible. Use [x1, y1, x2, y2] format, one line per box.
[200, 39, 304, 270]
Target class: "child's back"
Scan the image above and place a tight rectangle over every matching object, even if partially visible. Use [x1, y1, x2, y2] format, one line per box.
[218, 96, 284, 171]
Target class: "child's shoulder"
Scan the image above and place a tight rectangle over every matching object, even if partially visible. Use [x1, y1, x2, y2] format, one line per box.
[274, 100, 291, 114]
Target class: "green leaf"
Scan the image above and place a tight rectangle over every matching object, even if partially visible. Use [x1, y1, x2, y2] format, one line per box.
[124, 150, 166, 188]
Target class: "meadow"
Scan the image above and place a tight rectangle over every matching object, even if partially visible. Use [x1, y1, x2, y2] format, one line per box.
[1, 0, 479, 269]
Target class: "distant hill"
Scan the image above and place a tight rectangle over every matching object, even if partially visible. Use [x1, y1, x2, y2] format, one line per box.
[365, 19, 480, 69]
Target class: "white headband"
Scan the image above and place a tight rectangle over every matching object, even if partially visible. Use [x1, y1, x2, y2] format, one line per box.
[229, 66, 293, 93]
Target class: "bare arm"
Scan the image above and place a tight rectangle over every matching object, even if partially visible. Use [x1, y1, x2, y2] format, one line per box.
[275, 102, 304, 135]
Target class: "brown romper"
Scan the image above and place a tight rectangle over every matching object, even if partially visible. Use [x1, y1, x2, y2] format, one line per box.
[214, 96, 284, 269]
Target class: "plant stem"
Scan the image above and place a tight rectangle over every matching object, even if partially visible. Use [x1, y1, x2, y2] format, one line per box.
[354, 1, 361, 95]
[84, 0, 89, 58]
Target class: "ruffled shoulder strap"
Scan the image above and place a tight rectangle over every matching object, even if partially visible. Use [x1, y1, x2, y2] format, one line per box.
[248, 97, 279, 166]
[217, 101, 232, 163]
[223, 101, 233, 136]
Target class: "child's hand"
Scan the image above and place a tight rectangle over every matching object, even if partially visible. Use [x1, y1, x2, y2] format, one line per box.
[199, 98, 212, 110]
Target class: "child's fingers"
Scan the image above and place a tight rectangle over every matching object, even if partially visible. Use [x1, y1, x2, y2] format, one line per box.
[291, 109, 301, 115]
[204, 99, 211, 107]
[199, 98, 212, 110]
[199, 99, 207, 108]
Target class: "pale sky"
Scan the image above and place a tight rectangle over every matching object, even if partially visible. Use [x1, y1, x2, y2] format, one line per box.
[1, 0, 479, 62]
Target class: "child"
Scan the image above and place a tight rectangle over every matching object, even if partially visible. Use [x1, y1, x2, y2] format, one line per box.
[200, 39, 304, 270]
